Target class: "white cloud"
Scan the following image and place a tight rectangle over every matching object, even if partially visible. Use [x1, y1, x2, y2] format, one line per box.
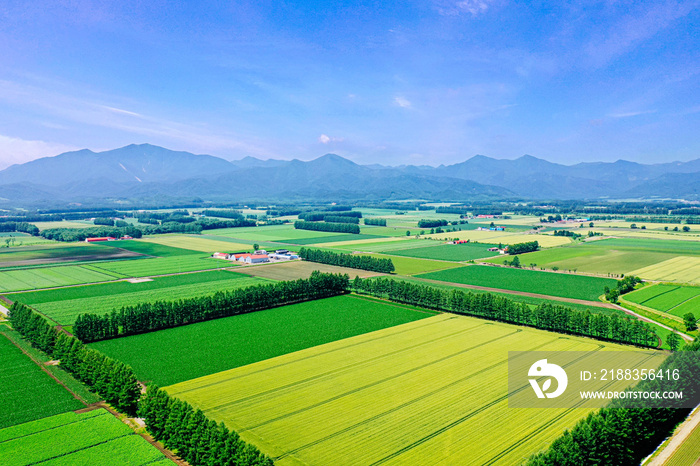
[608, 110, 656, 119]
[0, 134, 79, 170]
[394, 96, 412, 108]
[318, 134, 344, 144]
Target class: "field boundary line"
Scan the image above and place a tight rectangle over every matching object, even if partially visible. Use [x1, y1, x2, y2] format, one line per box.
[618, 298, 684, 323]
[639, 286, 680, 305]
[0, 410, 108, 445]
[24, 432, 133, 465]
[368, 348, 606, 465]
[667, 294, 700, 314]
[189, 321, 495, 409]
[0, 330, 88, 407]
[167, 314, 458, 395]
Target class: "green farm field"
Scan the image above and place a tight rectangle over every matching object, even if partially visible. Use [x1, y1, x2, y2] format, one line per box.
[388, 242, 501, 261]
[0, 409, 169, 466]
[279, 233, 383, 245]
[212, 224, 341, 241]
[355, 253, 461, 275]
[10, 270, 272, 325]
[0, 265, 122, 293]
[0, 243, 143, 268]
[631, 256, 700, 284]
[90, 294, 435, 386]
[625, 284, 700, 318]
[101, 239, 203, 257]
[330, 238, 441, 253]
[83, 254, 232, 277]
[0, 332, 84, 429]
[165, 313, 653, 466]
[481, 237, 700, 276]
[136, 235, 254, 253]
[416, 265, 617, 301]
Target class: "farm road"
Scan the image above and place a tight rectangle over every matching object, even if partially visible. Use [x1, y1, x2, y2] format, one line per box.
[647, 404, 700, 466]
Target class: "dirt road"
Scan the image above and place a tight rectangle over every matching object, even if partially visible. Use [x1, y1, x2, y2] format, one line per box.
[647, 405, 700, 465]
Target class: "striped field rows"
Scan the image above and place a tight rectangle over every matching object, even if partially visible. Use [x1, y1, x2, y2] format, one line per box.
[166, 314, 653, 466]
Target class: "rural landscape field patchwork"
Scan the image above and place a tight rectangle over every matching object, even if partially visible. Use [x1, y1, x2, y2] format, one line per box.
[1, 206, 699, 465]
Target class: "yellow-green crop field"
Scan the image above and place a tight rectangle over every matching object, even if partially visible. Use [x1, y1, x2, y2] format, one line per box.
[139, 235, 253, 253]
[631, 256, 700, 284]
[424, 230, 572, 248]
[166, 313, 649, 466]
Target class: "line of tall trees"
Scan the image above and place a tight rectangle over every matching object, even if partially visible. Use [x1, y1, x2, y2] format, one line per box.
[0, 221, 40, 235]
[41, 225, 144, 242]
[73, 272, 350, 342]
[363, 218, 387, 226]
[507, 241, 539, 254]
[201, 209, 244, 219]
[139, 385, 272, 466]
[298, 211, 362, 221]
[323, 215, 360, 224]
[93, 217, 115, 226]
[527, 339, 700, 466]
[8, 302, 140, 415]
[294, 220, 360, 234]
[351, 277, 658, 347]
[298, 248, 395, 273]
[418, 219, 448, 228]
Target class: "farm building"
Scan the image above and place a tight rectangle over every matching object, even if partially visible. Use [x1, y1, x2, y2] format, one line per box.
[212, 252, 231, 260]
[233, 253, 251, 262]
[244, 254, 270, 264]
[269, 252, 300, 261]
[85, 237, 116, 243]
[488, 247, 499, 251]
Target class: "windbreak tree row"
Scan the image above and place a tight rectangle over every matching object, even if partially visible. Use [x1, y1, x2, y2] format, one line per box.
[363, 218, 387, 226]
[8, 302, 140, 415]
[506, 241, 539, 254]
[351, 277, 658, 347]
[73, 271, 350, 342]
[139, 385, 273, 466]
[294, 220, 360, 234]
[299, 248, 395, 273]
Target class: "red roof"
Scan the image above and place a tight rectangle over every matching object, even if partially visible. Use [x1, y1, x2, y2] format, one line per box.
[86, 237, 115, 242]
[234, 253, 251, 259]
[250, 254, 268, 259]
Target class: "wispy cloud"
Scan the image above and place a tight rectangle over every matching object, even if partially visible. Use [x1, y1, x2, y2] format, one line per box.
[608, 110, 656, 119]
[394, 96, 412, 108]
[584, 1, 700, 68]
[0, 78, 273, 158]
[0, 134, 79, 170]
[436, 0, 496, 16]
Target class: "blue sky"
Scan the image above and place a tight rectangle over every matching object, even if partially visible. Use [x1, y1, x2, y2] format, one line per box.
[0, 0, 698, 169]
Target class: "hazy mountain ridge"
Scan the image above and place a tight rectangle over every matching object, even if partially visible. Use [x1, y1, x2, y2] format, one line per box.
[0, 144, 698, 203]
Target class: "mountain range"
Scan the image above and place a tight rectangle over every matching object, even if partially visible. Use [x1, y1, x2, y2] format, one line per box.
[0, 144, 698, 204]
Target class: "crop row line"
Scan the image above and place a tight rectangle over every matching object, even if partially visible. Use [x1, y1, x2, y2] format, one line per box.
[368, 347, 605, 465]
[25, 432, 133, 465]
[274, 334, 564, 461]
[169, 313, 459, 395]
[0, 411, 107, 445]
[239, 328, 524, 432]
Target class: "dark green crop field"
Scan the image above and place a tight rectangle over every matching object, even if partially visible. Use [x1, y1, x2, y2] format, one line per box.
[90, 294, 435, 386]
[388, 242, 500, 261]
[101, 239, 203, 257]
[0, 331, 83, 428]
[416, 265, 617, 301]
